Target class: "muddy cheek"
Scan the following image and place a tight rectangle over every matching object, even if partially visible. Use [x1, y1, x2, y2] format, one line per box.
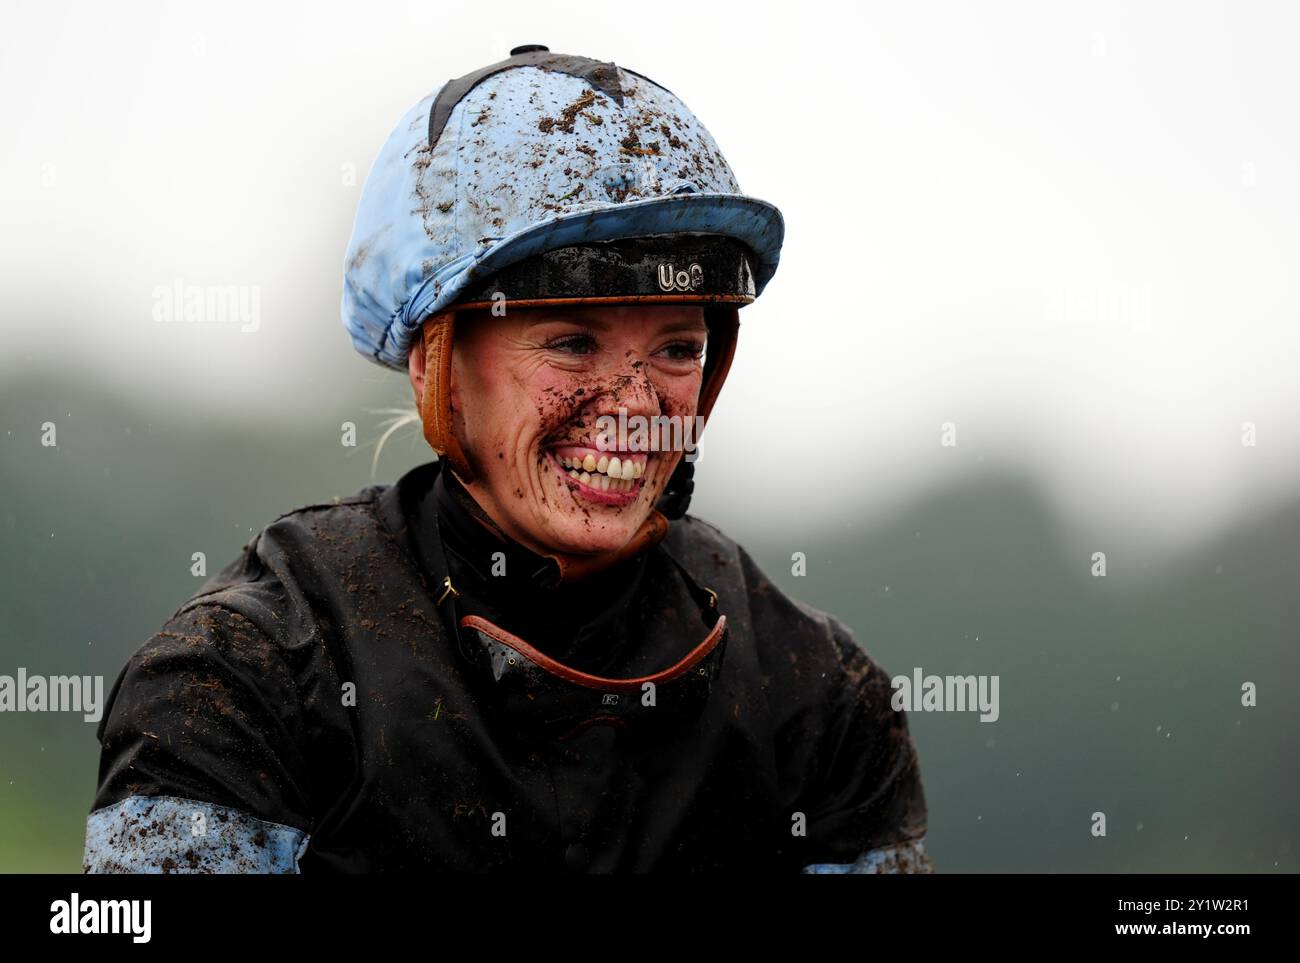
[647, 391, 698, 494]
[533, 382, 597, 445]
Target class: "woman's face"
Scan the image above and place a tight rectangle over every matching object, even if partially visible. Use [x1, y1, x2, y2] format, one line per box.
[417, 303, 709, 558]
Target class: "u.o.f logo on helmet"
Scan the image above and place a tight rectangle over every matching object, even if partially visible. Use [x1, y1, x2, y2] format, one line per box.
[657, 262, 704, 292]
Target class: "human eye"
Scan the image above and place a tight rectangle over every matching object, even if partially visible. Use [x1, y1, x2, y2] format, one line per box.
[658, 338, 705, 363]
[543, 332, 598, 355]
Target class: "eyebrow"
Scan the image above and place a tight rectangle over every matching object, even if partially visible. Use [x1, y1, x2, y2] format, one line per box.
[523, 312, 707, 335]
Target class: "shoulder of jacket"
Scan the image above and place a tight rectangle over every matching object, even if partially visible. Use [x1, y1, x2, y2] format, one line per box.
[665, 513, 882, 682]
[173, 482, 394, 633]
[240, 482, 393, 551]
[663, 511, 742, 561]
[665, 513, 843, 636]
[262, 483, 391, 528]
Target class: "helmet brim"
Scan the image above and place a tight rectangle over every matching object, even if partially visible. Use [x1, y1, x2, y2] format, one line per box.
[377, 192, 783, 372]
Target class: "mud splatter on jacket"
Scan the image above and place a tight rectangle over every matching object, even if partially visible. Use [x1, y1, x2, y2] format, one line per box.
[84, 460, 933, 873]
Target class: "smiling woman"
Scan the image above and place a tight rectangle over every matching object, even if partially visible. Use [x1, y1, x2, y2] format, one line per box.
[415, 302, 707, 557]
[83, 44, 933, 874]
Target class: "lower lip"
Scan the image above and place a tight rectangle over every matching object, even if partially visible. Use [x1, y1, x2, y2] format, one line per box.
[546, 451, 644, 506]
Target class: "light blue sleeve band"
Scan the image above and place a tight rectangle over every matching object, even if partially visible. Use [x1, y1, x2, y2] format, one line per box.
[84, 794, 310, 874]
[801, 836, 933, 874]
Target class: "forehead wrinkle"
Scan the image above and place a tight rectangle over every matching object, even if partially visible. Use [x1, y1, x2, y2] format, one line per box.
[519, 311, 707, 337]
[655, 317, 708, 335]
[521, 312, 613, 332]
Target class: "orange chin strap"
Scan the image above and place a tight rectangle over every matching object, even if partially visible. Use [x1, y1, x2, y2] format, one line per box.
[416, 303, 741, 582]
[418, 312, 476, 484]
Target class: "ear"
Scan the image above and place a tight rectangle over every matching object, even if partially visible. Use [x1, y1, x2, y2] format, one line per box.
[408, 332, 426, 405]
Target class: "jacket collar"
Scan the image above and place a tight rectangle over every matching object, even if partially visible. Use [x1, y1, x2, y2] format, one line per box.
[380, 460, 669, 590]
[413, 459, 669, 589]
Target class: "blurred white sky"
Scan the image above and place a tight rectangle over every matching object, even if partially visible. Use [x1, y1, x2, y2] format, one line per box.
[2, 0, 1296, 556]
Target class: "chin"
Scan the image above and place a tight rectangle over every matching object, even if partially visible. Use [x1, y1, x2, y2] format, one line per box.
[542, 516, 645, 557]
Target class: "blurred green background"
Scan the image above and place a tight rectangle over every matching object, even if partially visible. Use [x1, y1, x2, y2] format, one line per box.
[1, 369, 1294, 873]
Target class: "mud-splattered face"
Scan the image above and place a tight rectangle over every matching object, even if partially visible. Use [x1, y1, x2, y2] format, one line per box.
[434, 303, 707, 557]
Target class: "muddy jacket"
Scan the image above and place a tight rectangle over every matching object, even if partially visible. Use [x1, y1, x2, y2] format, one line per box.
[84, 460, 932, 873]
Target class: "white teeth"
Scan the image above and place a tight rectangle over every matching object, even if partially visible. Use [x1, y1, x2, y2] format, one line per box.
[557, 449, 647, 489]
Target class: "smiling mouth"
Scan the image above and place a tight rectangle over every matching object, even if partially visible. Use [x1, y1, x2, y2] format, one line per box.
[546, 445, 649, 503]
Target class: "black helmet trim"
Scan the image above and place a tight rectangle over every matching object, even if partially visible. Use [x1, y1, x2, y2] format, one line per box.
[452, 234, 757, 308]
[429, 47, 674, 149]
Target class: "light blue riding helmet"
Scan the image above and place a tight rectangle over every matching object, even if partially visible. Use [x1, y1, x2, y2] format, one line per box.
[340, 44, 785, 374]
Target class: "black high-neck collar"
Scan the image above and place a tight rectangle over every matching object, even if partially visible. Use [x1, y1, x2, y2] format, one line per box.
[406, 460, 652, 670]
[432, 462, 563, 592]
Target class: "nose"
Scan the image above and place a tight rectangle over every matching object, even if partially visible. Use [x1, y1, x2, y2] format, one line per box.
[589, 355, 663, 449]
[607, 355, 662, 414]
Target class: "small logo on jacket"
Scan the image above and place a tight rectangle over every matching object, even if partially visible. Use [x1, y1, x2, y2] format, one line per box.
[50, 893, 151, 943]
[658, 262, 703, 292]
